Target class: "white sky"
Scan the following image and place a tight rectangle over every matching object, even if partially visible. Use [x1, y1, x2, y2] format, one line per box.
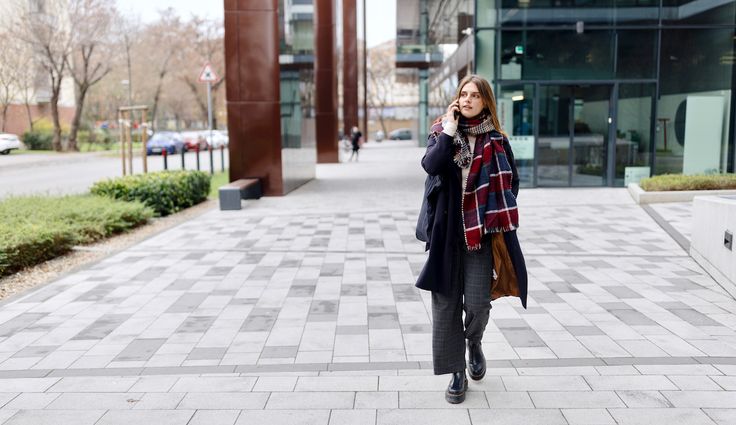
[116, 0, 396, 47]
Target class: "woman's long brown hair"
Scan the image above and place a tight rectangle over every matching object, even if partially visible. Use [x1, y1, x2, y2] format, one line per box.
[455, 74, 507, 137]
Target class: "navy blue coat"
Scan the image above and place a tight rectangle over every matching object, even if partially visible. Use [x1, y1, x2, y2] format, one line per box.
[415, 130, 528, 308]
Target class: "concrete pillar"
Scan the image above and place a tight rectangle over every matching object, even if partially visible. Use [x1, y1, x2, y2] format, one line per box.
[315, 0, 339, 163]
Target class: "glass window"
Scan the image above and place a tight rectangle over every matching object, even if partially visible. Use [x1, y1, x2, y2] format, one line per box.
[656, 29, 734, 175]
[279, 0, 316, 192]
[477, 0, 498, 28]
[663, 0, 736, 25]
[498, 84, 535, 187]
[616, 30, 656, 79]
[501, 30, 615, 80]
[499, 0, 658, 26]
[617, 84, 654, 185]
[476, 29, 497, 80]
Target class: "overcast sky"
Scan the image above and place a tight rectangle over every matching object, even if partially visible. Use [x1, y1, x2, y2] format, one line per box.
[116, 0, 396, 47]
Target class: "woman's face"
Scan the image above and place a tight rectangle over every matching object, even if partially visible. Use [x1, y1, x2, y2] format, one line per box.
[458, 82, 485, 118]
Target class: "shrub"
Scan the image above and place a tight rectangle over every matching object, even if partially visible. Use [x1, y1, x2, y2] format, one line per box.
[90, 170, 211, 216]
[639, 173, 736, 191]
[0, 196, 152, 278]
[22, 131, 53, 150]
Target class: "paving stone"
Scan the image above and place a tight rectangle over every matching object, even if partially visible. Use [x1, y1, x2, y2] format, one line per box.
[265, 391, 355, 409]
[377, 409, 471, 425]
[561, 408, 616, 424]
[187, 410, 240, 425]
[469, 408, 568, 425]
[2, 410, 105, 425]
[530, 390, 625, 408]
[329, 409, 376, 425]
[235, 410, 330, 425]
[95, 410, 195, 425]
[177, 392, 269, 409]
[608, 408, 718, 425]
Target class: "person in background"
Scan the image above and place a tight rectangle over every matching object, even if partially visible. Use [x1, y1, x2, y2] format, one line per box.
[348, 126, 362, 162]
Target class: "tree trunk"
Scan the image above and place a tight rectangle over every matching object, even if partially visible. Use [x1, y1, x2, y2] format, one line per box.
[150, 80, 164, 131]
[50, 85, 63, 152]
[1, 105, 7, 133]
[68, 85, 88, 152]
[24, 102, 34, 131]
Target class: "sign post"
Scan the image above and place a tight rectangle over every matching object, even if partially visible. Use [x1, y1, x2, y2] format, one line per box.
[198, 62, 219, 175]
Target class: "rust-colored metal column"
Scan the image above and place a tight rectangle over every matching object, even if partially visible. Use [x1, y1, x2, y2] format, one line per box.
[342, 0, 358, 137]
[224, 0, 283, 195]
[314, 0, 338, 163]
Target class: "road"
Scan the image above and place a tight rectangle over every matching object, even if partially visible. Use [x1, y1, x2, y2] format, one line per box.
[0, 149, 229, 198]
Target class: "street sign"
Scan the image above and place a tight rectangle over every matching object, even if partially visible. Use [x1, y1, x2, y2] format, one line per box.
[198, 63, 219, 83]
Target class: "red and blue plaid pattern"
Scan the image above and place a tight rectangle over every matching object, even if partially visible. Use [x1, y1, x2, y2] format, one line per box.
[462, 133, 519, 250]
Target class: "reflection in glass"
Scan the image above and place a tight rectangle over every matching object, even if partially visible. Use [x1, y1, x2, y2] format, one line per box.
[501, 30, 615, 80]
[656, 28, 734, 175]
[278, 0, 316, 193]
[498, 85, 535, 187]
[617, 84, 654, 185]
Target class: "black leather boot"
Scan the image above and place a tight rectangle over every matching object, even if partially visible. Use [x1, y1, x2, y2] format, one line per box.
[445, 371, 467, 404]
[467, 340, 486, 381]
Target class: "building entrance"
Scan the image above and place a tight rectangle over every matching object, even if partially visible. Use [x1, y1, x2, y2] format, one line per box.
[537, 84, 613, 187]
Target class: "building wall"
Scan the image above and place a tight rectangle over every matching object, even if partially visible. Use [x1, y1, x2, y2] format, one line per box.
[1, 104, 75, 136]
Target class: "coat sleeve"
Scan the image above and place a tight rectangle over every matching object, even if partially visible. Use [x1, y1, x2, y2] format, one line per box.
[421, 132, 455, 176]
[503, 136, 520, 198]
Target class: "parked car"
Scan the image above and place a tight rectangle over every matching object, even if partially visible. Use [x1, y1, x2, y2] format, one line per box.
[375, 130, 385, 142]
[146, 132, 184, 155]
[204, 130, 229, 149]
[0, 133, 22, 155]
[181, 131, 208, 152]
[388, 128, 412, 140]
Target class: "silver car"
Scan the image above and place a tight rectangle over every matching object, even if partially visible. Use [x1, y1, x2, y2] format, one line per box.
[0, 133, 22, 155]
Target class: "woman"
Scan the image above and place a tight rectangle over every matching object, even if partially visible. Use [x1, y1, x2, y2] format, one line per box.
[415, 74, 528, 404]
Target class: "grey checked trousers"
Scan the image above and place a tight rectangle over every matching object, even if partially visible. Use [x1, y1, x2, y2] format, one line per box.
[431, 237, 493, 375]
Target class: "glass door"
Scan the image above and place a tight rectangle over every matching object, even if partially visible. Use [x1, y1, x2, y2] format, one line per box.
[537, 84, 612, 186]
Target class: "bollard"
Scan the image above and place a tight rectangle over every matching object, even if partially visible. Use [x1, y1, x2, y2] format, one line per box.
[162, 148, 168, 170]
[181, 147, 185, 170]
[195, 145, 200, 171]
[209, 143, 214, 175]
[220, 144, 225, 172]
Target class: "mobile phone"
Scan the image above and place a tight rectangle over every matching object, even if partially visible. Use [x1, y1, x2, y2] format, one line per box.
[453, 100, 460, 120]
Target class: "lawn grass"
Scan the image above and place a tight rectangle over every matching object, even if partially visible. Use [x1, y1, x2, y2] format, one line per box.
[209, 170, 230, 199]
[639, 173, 736, 191]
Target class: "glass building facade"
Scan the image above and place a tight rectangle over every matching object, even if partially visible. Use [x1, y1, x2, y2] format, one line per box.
[406, 0, 736, 187]
[279, 0, 317, 193]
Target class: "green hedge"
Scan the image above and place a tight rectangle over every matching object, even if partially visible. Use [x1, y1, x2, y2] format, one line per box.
[90, 170, 211, 216]
[639, 173, 736, 191]
[0, 196, 152, 278]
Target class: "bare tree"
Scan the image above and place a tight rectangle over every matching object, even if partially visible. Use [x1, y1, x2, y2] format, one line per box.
[66, 0, 115, 151]
[15, 0, 77, 151]
[367, 43, 395, 136]
[175, 17, 225, 127]
[0, 32, 20, 132]
[140, 10, 186, 130]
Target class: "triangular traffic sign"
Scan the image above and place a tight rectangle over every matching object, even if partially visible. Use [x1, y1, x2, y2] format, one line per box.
[198, 62, 219, 83]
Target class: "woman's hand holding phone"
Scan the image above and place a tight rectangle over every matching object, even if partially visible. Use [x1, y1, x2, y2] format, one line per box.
[446, 100, 460, 124]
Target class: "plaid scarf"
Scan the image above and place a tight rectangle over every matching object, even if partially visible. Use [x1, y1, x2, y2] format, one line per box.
[430, 112, 519, 251]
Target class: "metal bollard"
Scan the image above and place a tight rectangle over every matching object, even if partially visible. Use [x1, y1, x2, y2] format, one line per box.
[220, 145, 225, 172]
[181, 147, 185, 169]
[162, 148, 168, 170]
[195, 146, 200, 171]
[209, 143, 214, 175]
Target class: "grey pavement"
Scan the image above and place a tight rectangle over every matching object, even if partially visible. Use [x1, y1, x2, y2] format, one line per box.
[0, 149, 229, 199]
[0, 140, 735, 424]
